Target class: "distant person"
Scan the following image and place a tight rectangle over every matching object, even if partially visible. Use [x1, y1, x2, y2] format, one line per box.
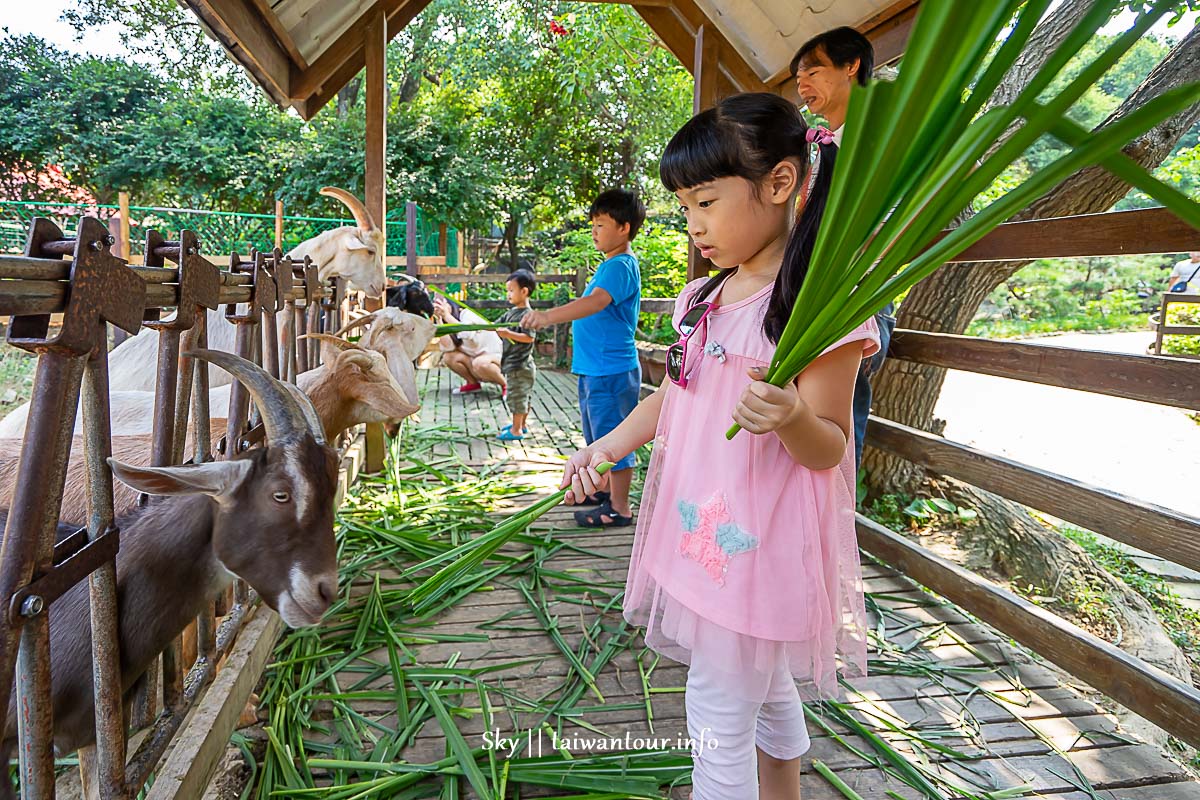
[1167, 251, 1200, 293]
[791, 26, 895, 471]
[432, 296, 505, 395]
[522, 189, 645, 528]
[495, 270, 538, 441]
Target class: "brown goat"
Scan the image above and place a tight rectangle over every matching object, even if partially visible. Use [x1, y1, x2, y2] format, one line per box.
[0, 351, 340, 796]
[0, 338, 416, 524]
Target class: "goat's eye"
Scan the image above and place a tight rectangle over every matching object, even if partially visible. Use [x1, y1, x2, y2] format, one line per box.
[273, 491, 291, 504]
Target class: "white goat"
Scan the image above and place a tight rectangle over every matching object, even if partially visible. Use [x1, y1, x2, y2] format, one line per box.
[105, 187, 387, 393]
[335, 307, 437, 414]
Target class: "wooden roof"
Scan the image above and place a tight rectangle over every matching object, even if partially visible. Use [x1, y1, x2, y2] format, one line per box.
[183, 0, 916, 120]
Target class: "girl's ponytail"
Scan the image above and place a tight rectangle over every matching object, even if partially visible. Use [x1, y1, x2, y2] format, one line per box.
[763, 141, 836, 343]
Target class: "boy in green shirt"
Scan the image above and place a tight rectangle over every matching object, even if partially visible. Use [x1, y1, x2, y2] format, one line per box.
[496, 270, 537, 441]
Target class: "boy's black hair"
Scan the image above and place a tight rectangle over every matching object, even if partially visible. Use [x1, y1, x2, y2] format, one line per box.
[588, 189, 646, 240]
[789, 27, 874, 86]
[507, 269, 537, 294]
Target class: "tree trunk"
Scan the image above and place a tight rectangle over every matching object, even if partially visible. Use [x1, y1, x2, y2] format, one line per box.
[336, 77, 361, 119]
[503, 212, 520, 271]
[865, 20, 1200, 495]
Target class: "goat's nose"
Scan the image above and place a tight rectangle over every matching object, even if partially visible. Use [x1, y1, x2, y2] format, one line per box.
[318, 576, 337, 605]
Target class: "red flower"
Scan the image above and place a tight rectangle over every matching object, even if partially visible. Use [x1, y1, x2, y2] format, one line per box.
[548, 19, 570, 37]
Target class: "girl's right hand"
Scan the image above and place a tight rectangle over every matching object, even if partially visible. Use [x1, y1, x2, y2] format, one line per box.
[561, 446, 616, 504]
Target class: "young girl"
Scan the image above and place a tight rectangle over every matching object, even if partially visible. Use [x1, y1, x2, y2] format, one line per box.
[561, 93, 878, 799]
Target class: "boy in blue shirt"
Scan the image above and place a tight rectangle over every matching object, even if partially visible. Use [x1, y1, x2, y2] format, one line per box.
[522, 189, 644, 527]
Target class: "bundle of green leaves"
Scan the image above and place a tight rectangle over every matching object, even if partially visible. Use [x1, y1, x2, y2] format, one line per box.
[729, 0, 1200, 438]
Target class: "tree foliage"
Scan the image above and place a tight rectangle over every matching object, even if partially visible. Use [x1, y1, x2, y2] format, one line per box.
[1, 0, 692, 231]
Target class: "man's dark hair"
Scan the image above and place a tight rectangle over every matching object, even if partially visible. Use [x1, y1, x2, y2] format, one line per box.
[588, 189, 646, 240]
[789, 27, 874, 86]
[507, 269, 536, 294]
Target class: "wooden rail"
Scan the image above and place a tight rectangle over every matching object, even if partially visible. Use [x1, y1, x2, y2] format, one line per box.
[865, 416, 1200, 574]
[941, 207, 1200, 262]
[416, 272, 576, 285]
[856, 514, 1200, 750]
[888, 329, 1200, 410]
[1152, 292, 1200, 357]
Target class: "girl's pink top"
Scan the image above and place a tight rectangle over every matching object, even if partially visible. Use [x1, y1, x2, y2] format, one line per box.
[624, 277, 879, 699]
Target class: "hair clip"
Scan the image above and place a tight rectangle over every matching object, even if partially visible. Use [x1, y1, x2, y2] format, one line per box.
[805, 127, 836, 146]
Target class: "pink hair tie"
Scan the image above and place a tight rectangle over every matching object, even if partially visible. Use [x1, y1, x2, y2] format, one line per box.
[806, 126, 835, 146]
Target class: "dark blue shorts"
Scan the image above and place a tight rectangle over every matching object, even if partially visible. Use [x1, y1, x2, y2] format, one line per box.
[578, 367, 641, 471]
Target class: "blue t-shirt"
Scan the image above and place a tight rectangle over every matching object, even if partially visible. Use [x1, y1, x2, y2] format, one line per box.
[571, 252, 641, 376]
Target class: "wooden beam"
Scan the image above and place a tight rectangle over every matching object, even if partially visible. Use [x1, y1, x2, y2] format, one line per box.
[186, 0, 293, 103]
[943, 207, 1200, 262]
[141, 608, 283, 800]
[661, 0, 767, 93]
[688, 22, 720, 282]
[246, 0, 309, 69]
[856, 513, 1200, 751]
[299, 49, 366, 120]
[858, 0, 920, 65]
[290, 0, 407, 101]
[865, 416, 1200, 575]
[294, 0, 432, 119]
[692, 24, 720, 114]
[364, 6, 387, 317]
[887, 329, 1200, 410]
[635, 7, 694, 70]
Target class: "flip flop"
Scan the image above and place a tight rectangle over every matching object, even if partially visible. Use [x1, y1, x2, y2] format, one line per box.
[501, 424, 530, 434]
[574, 500, 632, 528]
[496, 429, 524, 441]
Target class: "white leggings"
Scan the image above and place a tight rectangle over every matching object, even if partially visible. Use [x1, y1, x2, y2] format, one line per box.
[685, 656, 811, 800]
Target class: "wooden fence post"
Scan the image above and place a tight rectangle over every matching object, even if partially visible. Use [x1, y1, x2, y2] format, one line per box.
[406, 202, 418, 275]
[688, 25, 720, 282]
[118, 192, 131, 264]
[274, 200, 284, 250]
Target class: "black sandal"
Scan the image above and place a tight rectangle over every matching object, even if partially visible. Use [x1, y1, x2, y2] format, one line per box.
[575, 490, 610, 507]
[574, 500, 632, 528]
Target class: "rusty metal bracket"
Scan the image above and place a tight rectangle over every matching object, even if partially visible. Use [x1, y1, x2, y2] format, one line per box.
[225, 250, 272, 325]
[7, 217, 146, 355]
[261, 248, 290, 313]
[320, 276, 346, 316]
[215, 421, 266, 457]
[7, 526, 120, 625]
[143, 229, 221, 330]
[295, 256, 318, 307]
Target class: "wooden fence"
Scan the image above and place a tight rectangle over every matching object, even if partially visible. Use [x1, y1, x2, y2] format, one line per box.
[0, 217, 369, 800]
[632, 207, 1200, 746]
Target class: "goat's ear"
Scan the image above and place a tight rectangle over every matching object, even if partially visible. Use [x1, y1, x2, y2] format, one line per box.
[402, 319, 436, 362]
[107, 458, 254, 498]
[345, 234, 372, 252]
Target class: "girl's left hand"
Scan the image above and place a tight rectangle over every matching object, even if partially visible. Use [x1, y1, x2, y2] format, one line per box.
[733, 366, 808, 434]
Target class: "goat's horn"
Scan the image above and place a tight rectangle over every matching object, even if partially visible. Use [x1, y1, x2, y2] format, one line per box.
[281, 381, 326, 444]
[335, 311, 381, 336]
[319, 187, 377, 231]
[299, 333, 362, 351]
[186, 349, 322, 445]
[339, 350, 375, 369]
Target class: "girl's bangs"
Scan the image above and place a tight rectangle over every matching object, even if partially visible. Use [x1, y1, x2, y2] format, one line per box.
[659, 111, 746, 192]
